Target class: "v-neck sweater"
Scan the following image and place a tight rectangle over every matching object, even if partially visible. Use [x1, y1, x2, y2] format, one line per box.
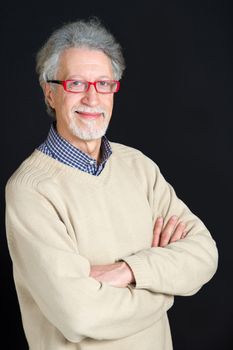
[5, 142, 218, 350]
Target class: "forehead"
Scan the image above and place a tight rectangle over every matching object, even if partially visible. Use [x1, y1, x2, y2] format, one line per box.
[57, 47, 113, 79]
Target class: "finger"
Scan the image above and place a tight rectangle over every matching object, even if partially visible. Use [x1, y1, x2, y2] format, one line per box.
[152, 217, 163, 247]
[170, 222, 186, 243]
[160, 215, 178, 247]
[181, 230, 187, 239]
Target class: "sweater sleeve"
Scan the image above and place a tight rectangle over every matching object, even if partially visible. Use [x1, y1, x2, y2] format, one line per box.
[5, 181, 173, 343]
[123, 160, 218, 296]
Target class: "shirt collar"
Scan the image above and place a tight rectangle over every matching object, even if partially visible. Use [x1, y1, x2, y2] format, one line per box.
[44, 123, 112, 173]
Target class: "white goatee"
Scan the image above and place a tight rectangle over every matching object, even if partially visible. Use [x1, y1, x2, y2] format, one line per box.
[69, 106, 109, 141]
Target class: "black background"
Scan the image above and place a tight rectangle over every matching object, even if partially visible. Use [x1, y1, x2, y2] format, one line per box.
[1, 1, 232, 349]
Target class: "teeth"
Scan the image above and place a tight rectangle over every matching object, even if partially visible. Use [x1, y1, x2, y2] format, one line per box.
[73, 108, 105, 116]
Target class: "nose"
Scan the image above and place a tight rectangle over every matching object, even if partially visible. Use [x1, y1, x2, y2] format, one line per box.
[81, 84, 100, 106]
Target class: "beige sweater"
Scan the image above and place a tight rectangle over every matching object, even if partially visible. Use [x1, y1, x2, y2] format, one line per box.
[5, 142, 218, 350]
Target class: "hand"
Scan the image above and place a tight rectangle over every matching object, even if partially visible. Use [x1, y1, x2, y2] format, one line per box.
[152, 215, 187, 248]
[90, 262, 135, 288]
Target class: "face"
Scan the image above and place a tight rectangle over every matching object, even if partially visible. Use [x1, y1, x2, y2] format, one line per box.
[45, 47, 115, 146]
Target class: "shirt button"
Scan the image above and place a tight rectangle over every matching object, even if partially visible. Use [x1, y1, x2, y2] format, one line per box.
[89, 160, 94, 165]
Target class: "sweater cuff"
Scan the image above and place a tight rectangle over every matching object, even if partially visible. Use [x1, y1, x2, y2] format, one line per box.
[122, 253, 154, 290]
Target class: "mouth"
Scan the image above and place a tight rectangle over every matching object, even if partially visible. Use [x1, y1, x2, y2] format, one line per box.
[75, 111, 103, 120]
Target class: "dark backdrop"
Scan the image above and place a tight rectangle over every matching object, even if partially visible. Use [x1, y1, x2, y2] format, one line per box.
[1, 1, 232, 349]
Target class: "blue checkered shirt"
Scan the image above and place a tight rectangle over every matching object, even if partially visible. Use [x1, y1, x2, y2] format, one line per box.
[37, 123, 112, 176]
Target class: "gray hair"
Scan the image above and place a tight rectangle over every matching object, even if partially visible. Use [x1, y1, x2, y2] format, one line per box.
[36, 17, 125, 117]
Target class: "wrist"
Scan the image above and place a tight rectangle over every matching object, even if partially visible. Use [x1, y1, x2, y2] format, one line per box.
[121, 262, 135, 285]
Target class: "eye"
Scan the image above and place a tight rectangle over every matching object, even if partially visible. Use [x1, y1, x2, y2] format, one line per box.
[72, 80, 83, 86]
[98, 81, 110, 87]
[70, 80, 85, 88]
[66, 80, 86, 91]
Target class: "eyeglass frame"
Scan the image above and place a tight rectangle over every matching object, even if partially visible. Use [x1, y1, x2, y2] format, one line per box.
[46, 79, 120, 94]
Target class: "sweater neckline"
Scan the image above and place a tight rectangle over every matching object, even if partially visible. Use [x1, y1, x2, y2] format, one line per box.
[31, 149, 113, 186]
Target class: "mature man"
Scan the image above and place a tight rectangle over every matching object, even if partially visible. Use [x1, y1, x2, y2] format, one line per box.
[5, 18, 218, 350]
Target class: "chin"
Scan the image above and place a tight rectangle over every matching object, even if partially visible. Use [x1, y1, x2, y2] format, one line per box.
[69, 124, 108, 141]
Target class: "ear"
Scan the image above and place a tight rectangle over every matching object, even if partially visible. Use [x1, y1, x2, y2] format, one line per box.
[44, 82, 56, 109]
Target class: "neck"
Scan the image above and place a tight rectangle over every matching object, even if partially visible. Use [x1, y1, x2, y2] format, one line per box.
[58, 131, 102, 162]
[77, 139, 102, 162]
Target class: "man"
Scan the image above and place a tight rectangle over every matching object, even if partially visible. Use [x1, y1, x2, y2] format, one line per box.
[5, 18, 218, 350]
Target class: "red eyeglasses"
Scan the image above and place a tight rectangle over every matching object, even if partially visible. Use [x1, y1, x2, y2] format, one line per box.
[47, 79, 120, 94]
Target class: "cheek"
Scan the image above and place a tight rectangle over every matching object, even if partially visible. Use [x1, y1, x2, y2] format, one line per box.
[53, 95, 74, 123]
[57, 94, 77, 113]
[104, 97, 114, 115]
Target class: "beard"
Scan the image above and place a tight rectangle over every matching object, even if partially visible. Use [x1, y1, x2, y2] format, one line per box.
[69, 117, 109, 141]
[68, 106, 110, 141]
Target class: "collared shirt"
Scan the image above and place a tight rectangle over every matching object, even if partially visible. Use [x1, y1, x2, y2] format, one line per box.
[37, 123, 112, 176]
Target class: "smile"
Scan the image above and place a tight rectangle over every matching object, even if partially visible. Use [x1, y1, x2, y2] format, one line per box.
[75, 111, 103, 120]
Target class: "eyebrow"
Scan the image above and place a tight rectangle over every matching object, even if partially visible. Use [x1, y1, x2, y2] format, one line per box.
[67, 75, 113, 80]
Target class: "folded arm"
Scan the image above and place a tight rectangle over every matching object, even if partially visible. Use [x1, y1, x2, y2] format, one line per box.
[123, 163, 218, 296]
[91, 163, 218, 296]
[90, 216, 186, 287]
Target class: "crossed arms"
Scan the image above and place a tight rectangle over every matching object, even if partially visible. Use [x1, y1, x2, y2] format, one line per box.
[90, 216, 187, 287]
[5, 161, 218, 342]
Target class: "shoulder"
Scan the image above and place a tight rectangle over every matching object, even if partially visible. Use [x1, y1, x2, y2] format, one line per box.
[110, 141, 161, 179]
[110, 141, 143, 157]
[110, 141, 151, 166]
[110, 141, 158, 166]
[6, 150, 61, 193]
